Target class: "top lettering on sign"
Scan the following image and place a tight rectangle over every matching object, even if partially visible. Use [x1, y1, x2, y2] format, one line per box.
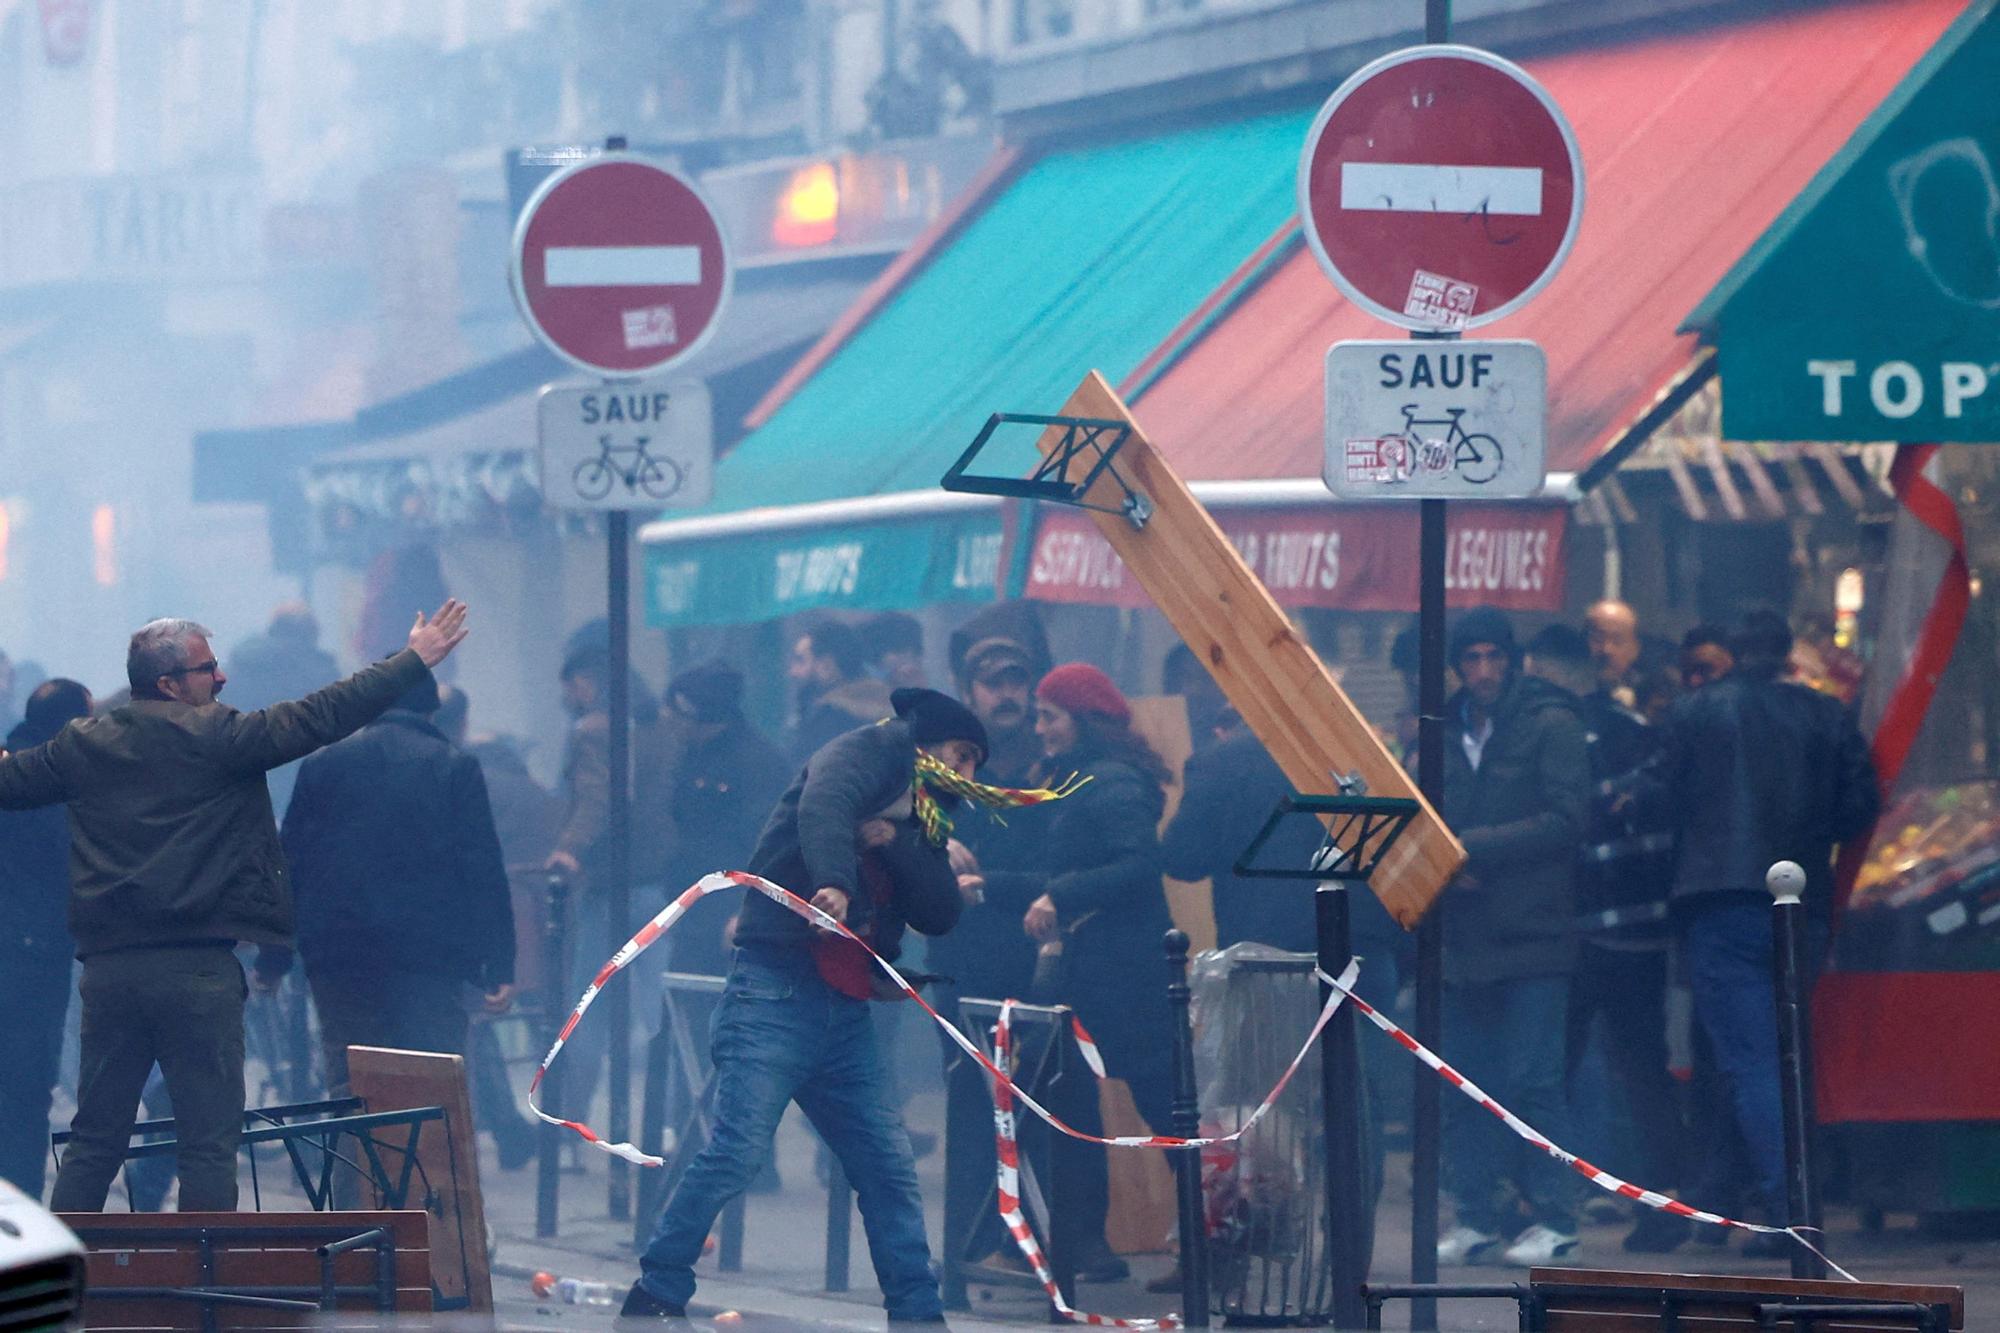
[511, 154, 733, 379]
[1297, 45, 1584, 332]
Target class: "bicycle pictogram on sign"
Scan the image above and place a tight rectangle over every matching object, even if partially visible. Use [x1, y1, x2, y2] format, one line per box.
[1343, 404, 1504, 487]
[572, 433, 687, 501]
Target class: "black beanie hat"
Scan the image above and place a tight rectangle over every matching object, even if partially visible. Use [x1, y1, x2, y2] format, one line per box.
[1449, 606, 1518, 665]
[892, 687, 989, 762]
[668, 659, 744, 724]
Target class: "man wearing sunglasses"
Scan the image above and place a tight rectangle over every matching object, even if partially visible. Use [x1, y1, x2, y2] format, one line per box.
[0, 601, 470, 1212]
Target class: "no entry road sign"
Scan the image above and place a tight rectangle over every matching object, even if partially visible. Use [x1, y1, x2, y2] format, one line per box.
[511, 153, 732, 378]
[1298, 45, 1583, 332]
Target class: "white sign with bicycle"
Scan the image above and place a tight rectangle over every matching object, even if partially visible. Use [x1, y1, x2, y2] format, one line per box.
[536, 380, 714, 511]
[1321, 339, 1547, 500]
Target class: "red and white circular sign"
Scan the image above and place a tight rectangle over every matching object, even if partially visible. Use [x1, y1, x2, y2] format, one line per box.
[510, 154, 732, 378]
[1297, 45, 1583, 332]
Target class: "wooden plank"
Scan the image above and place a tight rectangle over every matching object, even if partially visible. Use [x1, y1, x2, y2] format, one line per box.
[1531, 1268, 1963, 1329]
[82, 1248, 429, 1290]
[1029, 372, 1463, 926]
[344, 1048, 493, 1312]
[62, 1210, 430, 1245]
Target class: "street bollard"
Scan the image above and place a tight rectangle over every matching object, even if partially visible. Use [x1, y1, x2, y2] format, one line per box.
[1164, 930, 1211, 1329]
[537, 871, 571, 1240]
[1766, 860, 1826, 1280]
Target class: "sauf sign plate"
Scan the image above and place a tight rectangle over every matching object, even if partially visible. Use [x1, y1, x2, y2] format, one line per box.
[538, 382, 714, 512]
[1323, 339, 1547, 499]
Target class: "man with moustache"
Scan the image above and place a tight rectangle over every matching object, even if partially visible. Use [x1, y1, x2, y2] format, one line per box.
[931, 602, 1052, 1272]
[0, 603, 468, 1212]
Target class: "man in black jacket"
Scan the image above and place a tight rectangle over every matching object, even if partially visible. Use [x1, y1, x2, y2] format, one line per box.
[272, 673, 515, 1102]
[0, 679, 93, 1197]
[0, 601, 467, 1212]
[658, 661, 790, 976]
[1437, 608, 1590, 1268]
[1524, 625, 1686, 1253]
[925, 606, 1050, 1272]
[1655, 610, 1878, 1243]
[625, 688, 985, 1328]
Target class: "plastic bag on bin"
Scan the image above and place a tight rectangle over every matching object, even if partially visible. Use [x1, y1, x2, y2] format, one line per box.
[1187, 943, 1320, 1281]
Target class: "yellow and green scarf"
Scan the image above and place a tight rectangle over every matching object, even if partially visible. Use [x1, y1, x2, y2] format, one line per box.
[911, 749, 1090, 846]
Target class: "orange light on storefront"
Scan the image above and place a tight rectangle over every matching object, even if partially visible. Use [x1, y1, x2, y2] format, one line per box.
[773, 161, 839, 248]
[92, 504, 117, 586]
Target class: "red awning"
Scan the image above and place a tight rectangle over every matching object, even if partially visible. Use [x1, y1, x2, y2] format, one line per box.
[1135, 0, 1965, 483]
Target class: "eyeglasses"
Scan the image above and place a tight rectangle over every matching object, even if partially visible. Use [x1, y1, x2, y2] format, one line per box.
[165, 660, 220, 677]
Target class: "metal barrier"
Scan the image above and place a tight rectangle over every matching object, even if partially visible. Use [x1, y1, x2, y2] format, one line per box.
[633, 971, 744, 1266]
[50, 1098, 446, 1213]
[536, 872, 569, 1239]
[942, 995, 1078, 1319]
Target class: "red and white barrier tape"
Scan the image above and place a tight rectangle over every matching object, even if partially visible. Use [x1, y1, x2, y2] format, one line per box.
[984, 963, 1358, 1329]
[1311, 967, 1857, 1282]
[530, 870, 1351, 1158]
[530, 870, 1854, 1325]
[529, 870, 1354, 1328]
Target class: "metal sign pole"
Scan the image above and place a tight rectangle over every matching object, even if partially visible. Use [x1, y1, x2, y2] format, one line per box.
[1410, 16, 1453, 1331]
[1318, 880, 1368, 1329]
[1411, 493, 1446, 1332]
[607, 506, 634, 1220]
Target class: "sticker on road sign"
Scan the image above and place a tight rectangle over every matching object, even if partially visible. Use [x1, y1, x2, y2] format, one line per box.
[1405, 271, 1479, 330]
[1345, 437, 1415, 484]
[1323, 339, 1547, 499]
[537, 381, 714, 512]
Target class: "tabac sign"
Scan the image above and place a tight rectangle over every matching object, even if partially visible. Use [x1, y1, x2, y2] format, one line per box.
[1689, 1, 2000, 442]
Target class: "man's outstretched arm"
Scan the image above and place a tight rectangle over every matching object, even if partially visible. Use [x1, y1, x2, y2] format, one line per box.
[218, 600, 470, 773]
[0, 738, 71, 810]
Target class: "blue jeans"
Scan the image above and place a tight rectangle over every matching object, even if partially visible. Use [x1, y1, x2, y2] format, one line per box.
[1682, 897, 1822, 1221]
[638, 951, 942, 1320]
[1442, 975, 1578, 1235]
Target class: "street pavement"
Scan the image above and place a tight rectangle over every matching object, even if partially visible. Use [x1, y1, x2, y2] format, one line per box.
[223, 1027, 1996, 1331]
[458, 1084, 1994, 1331]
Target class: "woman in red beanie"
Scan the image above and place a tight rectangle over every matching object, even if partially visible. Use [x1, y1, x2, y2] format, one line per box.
[1023, 662, 1176, 1283]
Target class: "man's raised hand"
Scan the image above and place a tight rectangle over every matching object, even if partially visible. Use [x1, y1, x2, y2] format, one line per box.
[408, 599, 470, 668]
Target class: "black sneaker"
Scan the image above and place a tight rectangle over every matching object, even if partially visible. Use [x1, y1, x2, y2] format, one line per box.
[615, 1281, 688, 1330]
[1073, 1243, 1130, 1284]
[1622, 1210, 1692, 1254]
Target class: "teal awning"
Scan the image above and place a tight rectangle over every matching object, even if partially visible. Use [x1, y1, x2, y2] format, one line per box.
[1684, 0, 2000, 443]
[643, 106, 1314, 626]
[643, 494, 1007, 626]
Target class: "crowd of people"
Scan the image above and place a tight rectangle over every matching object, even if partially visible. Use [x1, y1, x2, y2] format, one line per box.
[0, 589, 1883, 1323]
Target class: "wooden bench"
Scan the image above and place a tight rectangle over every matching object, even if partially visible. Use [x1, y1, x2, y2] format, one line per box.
[1529, 1269, 1964, 1333]
[60, 1210, 432, 1331]
[1363, 1270, 1964, 1332]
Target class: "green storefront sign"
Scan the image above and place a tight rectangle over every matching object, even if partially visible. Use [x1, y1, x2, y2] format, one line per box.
[1689, 0, 2000, 442]
[644, 508, 1009, 627]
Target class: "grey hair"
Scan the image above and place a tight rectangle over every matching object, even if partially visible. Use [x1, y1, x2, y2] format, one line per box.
[128, 619, 213, 696]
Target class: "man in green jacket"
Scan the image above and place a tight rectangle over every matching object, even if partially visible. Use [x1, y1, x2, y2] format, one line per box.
[0, 600, 469, 1212]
